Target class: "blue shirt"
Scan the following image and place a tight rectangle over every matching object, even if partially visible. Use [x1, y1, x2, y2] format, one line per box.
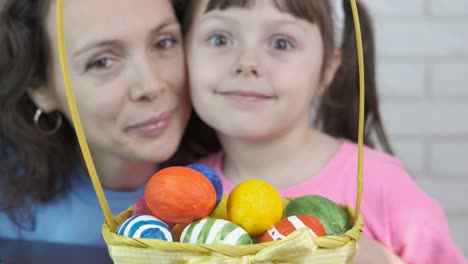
[0, 168, 145, 246]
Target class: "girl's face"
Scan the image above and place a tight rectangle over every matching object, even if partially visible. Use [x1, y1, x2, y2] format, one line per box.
[32, 0, 190, 163]
[186, 0, 339, 142]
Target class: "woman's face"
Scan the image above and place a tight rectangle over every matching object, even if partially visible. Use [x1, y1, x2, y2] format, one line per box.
[34, 0, 190, 163]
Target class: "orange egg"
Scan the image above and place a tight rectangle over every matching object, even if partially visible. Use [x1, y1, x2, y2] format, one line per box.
[145, 166, 216, 224]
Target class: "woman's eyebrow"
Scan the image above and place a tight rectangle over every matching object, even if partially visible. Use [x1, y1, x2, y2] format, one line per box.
[149, 18, 180, 35]
[72, 18, 179, 58]
[72, 40, 118, 58]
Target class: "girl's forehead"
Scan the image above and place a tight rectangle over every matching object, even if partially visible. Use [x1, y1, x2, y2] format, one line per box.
[192, 0, 317, 31]
[196, 1, 289, 20]
[193, 0, 322, 24]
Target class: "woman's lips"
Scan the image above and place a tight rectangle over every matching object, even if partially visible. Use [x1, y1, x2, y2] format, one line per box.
[128, 110, 174, 137]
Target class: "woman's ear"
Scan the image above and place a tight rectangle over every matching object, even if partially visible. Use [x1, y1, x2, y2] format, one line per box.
[316, 49, 342, 96]
[27, 85, 59, 113]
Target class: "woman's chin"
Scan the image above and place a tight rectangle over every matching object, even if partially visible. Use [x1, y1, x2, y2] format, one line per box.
[138, 142, 179, 164]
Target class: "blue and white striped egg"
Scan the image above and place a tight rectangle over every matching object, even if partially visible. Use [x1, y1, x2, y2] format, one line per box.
[180, 218, 252, 245]
[116, 215, 173, 241]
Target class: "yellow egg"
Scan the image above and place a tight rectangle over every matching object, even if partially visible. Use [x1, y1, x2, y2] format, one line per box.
[227, 179, 283, 237]
[209, 194, 229, 220]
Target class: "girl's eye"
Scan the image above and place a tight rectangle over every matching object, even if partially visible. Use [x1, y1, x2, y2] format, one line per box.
[271, 38, 294, 50]
[86, 57, 114, 71]
[155, 38, 177, 49]
[208, 34, 231, 47]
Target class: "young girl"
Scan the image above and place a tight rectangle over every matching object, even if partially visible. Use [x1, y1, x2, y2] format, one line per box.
[180, 0, 467, 263]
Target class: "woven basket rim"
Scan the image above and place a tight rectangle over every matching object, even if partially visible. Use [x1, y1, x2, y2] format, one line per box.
[102, 204, 363, 256]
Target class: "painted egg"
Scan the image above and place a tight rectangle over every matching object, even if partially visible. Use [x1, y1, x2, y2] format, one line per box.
[208, 194, 229, 221]
[180, 218, 252, 245]
[131, 197, 176, 229]
[259, 215, 326, 243]
[145, 166, 216, 224]
[171, 223, 189, 242]
[131, 197, 152, 216]
[116, 215, 173, 241]
[187, 163, 223, 208]
[227, 179, 283, 237]
[283, 195, 349, 235]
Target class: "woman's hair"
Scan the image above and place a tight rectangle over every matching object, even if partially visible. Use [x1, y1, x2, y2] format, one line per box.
[0, 0, 185, 230]
[170, 0, 393, 166]
[0, 0, 77, 230]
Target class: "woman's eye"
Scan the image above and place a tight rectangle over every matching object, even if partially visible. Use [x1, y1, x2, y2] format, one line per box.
[208, 34, 231, 47]
[271, 38, 294, 50]
[155, 38, 177, 49]
[86, 57, 114, 71]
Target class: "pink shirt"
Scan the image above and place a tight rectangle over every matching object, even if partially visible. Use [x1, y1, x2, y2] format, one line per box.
[200, 140, 467, 264]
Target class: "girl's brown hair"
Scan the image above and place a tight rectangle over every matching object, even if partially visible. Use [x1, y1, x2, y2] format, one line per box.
[0, 0, 185, 230]
[169, 0, 393, 165]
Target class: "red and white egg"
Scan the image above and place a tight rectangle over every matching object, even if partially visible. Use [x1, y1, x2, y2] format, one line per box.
[260, 214, 326, 242]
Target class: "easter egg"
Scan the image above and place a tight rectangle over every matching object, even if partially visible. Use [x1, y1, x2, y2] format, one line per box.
[180, 218, 252, 245]
[171, 223, 189, 242]
[227, 179, 283, 237]
[283, 195, 350, 236]
[145, 166, 216, 224]
[187, 163, 223, 207]
[282, 197, 292, 210]
[208, 194, 229, 220]
[131, 197, 152, 216]
[259, 215, 326, 243]
[131, 197, 176, 228]
[116, 215, 173, 241]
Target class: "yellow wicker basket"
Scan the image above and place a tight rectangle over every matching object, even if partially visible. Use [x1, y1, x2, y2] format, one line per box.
[101, 205, 363, 263]
[56, 0, 366, 263]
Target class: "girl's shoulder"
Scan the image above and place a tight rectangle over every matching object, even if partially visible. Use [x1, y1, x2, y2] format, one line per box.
[340, 141, 467, 263]
[340, 139, 403, 168]
[339, 140, 445, 222]
[335, 140, 431, 202]
[337, 139, 409, 181]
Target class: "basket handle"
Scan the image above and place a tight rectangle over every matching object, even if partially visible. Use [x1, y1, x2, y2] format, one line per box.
[56, 0, 117, 231]
[55, 0, 365, 231]
[349, 0, 364, 224]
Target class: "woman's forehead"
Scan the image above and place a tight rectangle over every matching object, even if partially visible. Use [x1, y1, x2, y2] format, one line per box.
[46, 0, 177, 51]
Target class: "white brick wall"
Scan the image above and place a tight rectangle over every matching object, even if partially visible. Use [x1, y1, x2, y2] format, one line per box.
[433, 63, 468, 97]
[362, 0, 468, 256]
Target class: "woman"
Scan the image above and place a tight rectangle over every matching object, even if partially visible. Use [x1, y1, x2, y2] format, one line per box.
[0, 0, 190, 246]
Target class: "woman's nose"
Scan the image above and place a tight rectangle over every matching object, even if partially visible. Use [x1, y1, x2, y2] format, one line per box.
[128, 61, 166, 102]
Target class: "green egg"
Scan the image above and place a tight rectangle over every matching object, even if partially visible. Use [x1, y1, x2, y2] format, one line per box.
[180, 218, 252, 245]
[283, 195, 350, 236]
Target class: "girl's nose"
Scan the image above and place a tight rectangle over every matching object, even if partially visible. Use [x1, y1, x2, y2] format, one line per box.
[231, 64, 261, 78]
[230, 46, 262, 78]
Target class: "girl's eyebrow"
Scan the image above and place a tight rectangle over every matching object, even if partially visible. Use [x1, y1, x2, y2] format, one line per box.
[196, 13, 306, 34]
[72, 18, 179, 58]
[266, 19, 306, 32]
[196, 13, 237, 26]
